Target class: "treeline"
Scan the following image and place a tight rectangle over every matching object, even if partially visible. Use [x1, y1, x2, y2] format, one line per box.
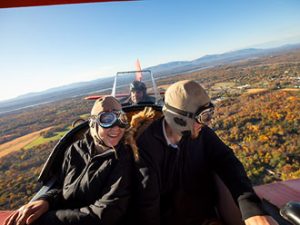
[0, 141, 56, 209]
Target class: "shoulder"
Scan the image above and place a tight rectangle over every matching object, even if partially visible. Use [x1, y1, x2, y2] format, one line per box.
[199, 126, 220, 141]
[136, 119, 166, 163]
[190, 126, 226, 152]
[111, 144, 135, 178]
[118, 144, 135, 161]
[65, 132, 92, 159]
[137, 118, 163, 144]
[198, 126, 233, 155]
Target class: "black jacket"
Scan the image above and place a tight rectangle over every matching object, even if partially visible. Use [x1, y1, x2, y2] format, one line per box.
[135, 118, 265, 225]
[35, 131, 134, 225]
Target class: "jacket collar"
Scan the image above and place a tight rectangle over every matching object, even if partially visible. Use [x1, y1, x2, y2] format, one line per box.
[152, 117, 176, 147]
[151, 117, 192, 148]
[162, 118, 179, 148]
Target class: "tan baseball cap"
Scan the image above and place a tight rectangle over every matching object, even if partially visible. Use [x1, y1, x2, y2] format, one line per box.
[162, 80, 211, 134]
[91, 96, 122, 116]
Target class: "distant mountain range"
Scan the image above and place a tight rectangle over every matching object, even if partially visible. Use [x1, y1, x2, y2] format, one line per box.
[148, 43, 300, 76]
[1, 43, 300, 115]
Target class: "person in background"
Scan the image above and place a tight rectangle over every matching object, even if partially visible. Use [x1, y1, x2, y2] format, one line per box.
[5, 96, 134, 225]
[124, 80, 155, 105]
[135, 80, 278, 225]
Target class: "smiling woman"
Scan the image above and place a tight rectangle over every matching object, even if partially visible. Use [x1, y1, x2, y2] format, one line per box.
[4, 96, 135, 225]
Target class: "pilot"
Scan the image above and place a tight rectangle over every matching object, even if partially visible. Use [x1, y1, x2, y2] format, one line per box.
[134, 80, 278, 225]
[126, 80, 155, 105]
[4, 96, 134, 225]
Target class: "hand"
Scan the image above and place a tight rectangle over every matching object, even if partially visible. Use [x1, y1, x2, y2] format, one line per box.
[245, 215, 279, 225]
[4, 200, 49, 225]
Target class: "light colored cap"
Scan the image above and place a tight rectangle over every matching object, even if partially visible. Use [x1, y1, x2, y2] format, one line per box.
[91, 96, 122, 116]
[162, 80, 210, 134]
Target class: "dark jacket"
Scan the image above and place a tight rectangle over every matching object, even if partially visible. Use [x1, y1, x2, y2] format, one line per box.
[35, 131, 134, 225]
[135, 118, 265, 225]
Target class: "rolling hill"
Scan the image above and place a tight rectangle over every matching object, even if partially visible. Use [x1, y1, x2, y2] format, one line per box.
[1, 43, 299, 115]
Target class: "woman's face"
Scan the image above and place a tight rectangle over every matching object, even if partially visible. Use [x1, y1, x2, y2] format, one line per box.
[97, 125, 125, 147]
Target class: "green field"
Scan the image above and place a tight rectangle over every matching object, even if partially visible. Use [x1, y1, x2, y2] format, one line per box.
[24, 130, 68, 150]
[24, 115, 89, 150]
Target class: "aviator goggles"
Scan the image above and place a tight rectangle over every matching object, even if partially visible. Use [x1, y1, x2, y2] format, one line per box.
[195, 105, 214, 125]
[164, 102, 214, 125]
[93, 111, 129, 129]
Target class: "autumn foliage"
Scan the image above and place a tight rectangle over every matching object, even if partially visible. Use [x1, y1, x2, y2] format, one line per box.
[213, 90, 300, 184]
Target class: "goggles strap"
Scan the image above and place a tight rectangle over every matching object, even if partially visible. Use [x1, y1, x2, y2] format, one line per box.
[93, 125, 105, 145]
[164, 103, 194, 118]
[195, 102, 214, 116]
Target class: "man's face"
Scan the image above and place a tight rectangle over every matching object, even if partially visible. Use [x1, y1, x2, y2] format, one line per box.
[131, 90, 144, 103]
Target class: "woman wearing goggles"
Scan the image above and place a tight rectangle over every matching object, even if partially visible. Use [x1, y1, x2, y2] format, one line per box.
[5, 96, 134, 225]
[94, 111, 129, 129]
[90, 110, 129, 148]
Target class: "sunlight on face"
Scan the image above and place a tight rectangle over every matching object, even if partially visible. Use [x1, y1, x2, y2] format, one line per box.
[97, 125, 125, 147]
[131, 90, 144, 103]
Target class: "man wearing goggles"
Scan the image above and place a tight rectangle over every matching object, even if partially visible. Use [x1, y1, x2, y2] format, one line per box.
[6, 96, 134, 225]
[194, 102, 215, 125]
[164, 101, 215, 127]
[135, 80, 277, 225]
[122, 80, 155, 105]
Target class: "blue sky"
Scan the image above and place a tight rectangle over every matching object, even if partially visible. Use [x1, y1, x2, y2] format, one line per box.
[0, 0, 300, 101]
